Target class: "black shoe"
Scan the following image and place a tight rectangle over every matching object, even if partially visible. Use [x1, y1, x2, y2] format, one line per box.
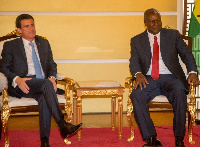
[41, 137, 50, 147]
[60, 122, 82, 138]
[175, 137, 185, 147]
[41, 142, 50, 147]
[142, 137, 163, 147]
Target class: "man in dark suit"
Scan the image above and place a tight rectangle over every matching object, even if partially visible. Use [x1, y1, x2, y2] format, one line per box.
[0, 14, 82, 147]
[129, 8, 199, 147]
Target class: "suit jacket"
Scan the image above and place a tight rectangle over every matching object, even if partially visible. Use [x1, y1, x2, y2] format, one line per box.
[129, 28, 197, 89]
[0, 37, 57, 97]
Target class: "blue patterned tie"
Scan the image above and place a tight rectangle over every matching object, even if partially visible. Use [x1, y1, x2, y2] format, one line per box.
[29, 42, 44, 79]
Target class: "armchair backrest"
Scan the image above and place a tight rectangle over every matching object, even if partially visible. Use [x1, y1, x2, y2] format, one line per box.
[0, 30, 47, 59]
[0, 30, 21, 59]
[182, 35, 193, 50]
[179, 35, 193, 76]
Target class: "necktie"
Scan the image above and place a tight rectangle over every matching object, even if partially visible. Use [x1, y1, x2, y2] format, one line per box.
[29, 42, 44, 79]
[151, 36, 159, 80]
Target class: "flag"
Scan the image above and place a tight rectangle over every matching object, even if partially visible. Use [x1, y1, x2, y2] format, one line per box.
[188, 0, 200, 73]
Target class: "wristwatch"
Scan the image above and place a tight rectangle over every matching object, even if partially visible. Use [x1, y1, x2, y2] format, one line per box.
[49, 76, 56, 80]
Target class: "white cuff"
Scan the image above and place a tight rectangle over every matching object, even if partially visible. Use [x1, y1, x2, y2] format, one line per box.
[12, 76, 19, 88]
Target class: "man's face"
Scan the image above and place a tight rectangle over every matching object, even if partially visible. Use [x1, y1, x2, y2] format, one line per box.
[17, 19, 36, 41]
[145, 12, 162, 35]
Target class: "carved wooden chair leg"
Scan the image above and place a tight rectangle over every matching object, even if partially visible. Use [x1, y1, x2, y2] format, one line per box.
[1, 87, 11, 147]
[62, 81, 74, 145]
[127, 98, 134, 142]
[63, 97, 72, 145]
[188, 84, 196, 145]
[188, 107, 196, 145]
[64, 85, 72, 123]
[2, 106, 11, 147]
[4, 123, 9, 147]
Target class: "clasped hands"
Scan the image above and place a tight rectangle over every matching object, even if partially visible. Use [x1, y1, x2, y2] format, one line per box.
[134, 73, 200, 90]
[16, 77, 57, 94]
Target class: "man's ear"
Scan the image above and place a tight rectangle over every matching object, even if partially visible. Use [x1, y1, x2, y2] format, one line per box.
[144, 21, 147, 26]
[16, 28, 22, 34]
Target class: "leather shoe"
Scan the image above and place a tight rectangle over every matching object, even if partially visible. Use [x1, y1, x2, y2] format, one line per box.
[41, 142, 50, 147]
[142, 137, 163, 147]
[60, 122, 82, 138]
[175, 137, 185, 147]
[41, 137, 50, 147]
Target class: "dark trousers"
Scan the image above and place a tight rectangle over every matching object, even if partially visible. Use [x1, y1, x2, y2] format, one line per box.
[130, 74, 187, 140]
[17, 78, 63, 139]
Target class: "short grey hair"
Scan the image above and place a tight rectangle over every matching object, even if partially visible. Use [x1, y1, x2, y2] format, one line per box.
[144, 8, 161, 23]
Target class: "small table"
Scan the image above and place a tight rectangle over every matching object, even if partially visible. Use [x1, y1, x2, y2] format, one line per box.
[73, 81, 124, 141]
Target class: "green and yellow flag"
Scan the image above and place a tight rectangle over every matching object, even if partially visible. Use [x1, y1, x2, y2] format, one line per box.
[188, 0, 200, 73]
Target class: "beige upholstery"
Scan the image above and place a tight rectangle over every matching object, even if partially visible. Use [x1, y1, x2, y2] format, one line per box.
[125, 34, 197, 145]
[0, 30, 75, 146]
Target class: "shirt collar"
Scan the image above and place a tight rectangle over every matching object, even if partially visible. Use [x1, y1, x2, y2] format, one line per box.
[22, 38, 36, 47]
[147, 30, 160, 41]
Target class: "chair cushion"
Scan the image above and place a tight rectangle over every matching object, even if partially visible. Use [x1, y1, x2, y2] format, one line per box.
[0, 94, 66, 107]
[152, 95, 190, 103]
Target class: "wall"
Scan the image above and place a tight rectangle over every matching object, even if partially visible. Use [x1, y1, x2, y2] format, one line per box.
[0, 0, 179, 113]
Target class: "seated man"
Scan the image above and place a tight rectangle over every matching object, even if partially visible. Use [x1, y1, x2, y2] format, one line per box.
[0, 14, 82, 147]
[129, 8, 199, 147]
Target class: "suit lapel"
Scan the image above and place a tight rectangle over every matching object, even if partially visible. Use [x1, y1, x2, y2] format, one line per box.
[160, 29, 168, 64]
[35, 37, 45, 71]
[140, 30, 152, 66]
[18, 37, 27, 61]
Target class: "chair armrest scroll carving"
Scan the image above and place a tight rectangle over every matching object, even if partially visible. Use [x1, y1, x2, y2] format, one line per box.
[125, 76, 135, 142]
[57, 76, 76, 123]
[188, 83, 196, 144]
[125, 77, 134, 89]
[0, 73, 11, 146]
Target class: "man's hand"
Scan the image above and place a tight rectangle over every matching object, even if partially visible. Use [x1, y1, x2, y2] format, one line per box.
[48, 77, 57, 92]
[188, 73, 200, 87]
[134, 73, 149, 90]
[16, 77, 32, 94]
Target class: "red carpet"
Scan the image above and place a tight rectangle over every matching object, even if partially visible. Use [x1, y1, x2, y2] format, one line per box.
[1, 126, 200, 147]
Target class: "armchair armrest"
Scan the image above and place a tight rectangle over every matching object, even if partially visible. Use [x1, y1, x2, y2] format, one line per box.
[56, 74, 76, 124]
[56, 73, 75, 86]
[125, 77, 134, 89]
[56, 73, 67, 81]
[188, 83, 196, 144]
[0, 72, 8, 108]
[0, 72, 7, 93]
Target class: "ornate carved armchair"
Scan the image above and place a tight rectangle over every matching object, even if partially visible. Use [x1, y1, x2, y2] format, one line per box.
[0, 30, 75, 146]
[125, 34, 197, 145]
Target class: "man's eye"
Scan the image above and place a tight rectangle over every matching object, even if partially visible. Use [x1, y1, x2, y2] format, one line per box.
[149, 19, 161, 24]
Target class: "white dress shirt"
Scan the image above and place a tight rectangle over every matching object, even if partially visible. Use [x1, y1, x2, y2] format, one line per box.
[146, 31, 172, 75]
[12, 38, 44, 87]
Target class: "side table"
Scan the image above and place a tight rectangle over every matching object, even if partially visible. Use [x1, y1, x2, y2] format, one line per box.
[73, 81, 124, 141]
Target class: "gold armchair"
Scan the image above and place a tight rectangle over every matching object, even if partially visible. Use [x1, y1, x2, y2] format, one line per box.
[0, 31, 75, 146]
[125, 35, 197, 145]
